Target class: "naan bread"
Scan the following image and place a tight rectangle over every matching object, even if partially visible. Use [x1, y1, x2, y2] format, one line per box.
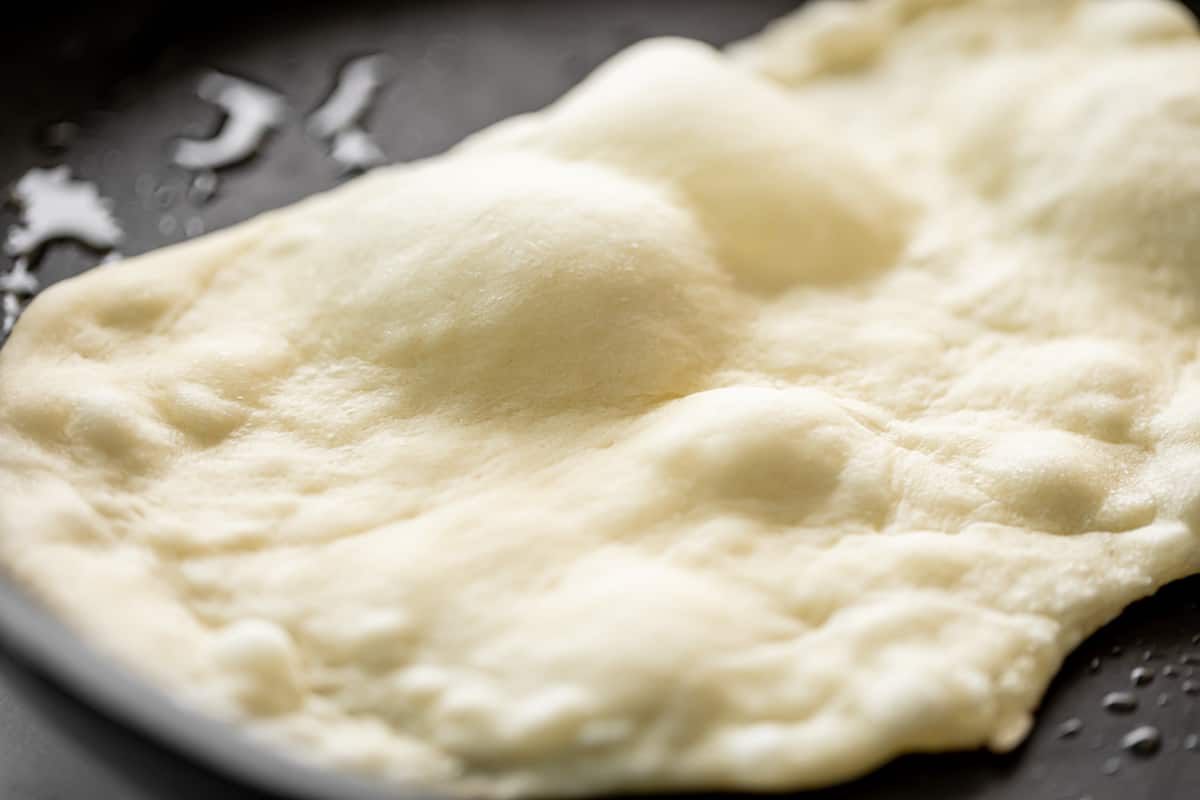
[3, 0, 1200, 796]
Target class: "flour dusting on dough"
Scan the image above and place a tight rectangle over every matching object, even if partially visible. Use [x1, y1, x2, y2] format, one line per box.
[2, 1, 1200, 798]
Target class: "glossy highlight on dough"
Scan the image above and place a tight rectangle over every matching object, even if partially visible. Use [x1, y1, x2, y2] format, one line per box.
[2, 0, 1200, 797]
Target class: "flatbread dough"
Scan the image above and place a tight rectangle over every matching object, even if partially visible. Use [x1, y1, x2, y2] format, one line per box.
[3, 0, 1200, 796]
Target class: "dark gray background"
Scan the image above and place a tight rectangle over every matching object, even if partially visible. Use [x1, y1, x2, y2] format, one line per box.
[1, 2, 1199, 799]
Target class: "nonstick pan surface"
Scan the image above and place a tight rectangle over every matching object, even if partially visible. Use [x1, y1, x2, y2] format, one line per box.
[1, 2, 1199, 799]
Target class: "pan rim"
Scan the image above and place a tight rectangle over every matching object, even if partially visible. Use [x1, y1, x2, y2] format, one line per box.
[0, 569, 440, 800]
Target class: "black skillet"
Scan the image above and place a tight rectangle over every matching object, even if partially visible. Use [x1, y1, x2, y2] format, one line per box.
[1, 2, 1200, 799]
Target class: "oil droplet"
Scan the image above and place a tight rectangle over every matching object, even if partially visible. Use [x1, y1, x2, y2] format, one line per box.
[1163, 664, 1180, 678]
[1181, 652, 1200, 666]
[1141, 650, 1156, 662]
[1102, 691, 1138, 713]
[185, 217, 205, 238]
[1183, 679, 1200, 695]
[1185, 733, 1199, 751]
[1111, 646, 1123, 657]
[330, 128, 385, 173]
[1101, 756, 1122, 775]
[1156, 692, 1169, 707]
[308, 54, 391, 139]
[158, 215, 178, 237]
[5, 166, 123, 258]
[188, 171, 218, 205]
[173, 72, 286, 171]
[1191, 633, 1200, 645]
[1088, 657, 1101, 673]
[1056, 718, 1084, 739]
[1121, 725, 1161, 757]
[37, 120, 79, 152]
[1130, 666, 1154, 686]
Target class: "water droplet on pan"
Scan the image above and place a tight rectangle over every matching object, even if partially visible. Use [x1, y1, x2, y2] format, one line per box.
[308, 55, 392, 173]
[1185, 733, 1200, 751]
[1101, 756, 1122, 775]
[330, 127, 385, 173]
[1088, 657, 1102, 673]
[1121, 725, 1162, 757]
[5, 166, 123, 258]
[0, 258, 38, 295]
[188, 171, 218, 205]
[173, 72, 286, 171]
[1183, 680, 1200, 696]
[1, 292, 24, 338]
[154, 185, 179, 209]
[185, 217, 206, 238]
[308, 54, 391, 139]
[1163, 664, 1180, 678]
[1057, 718, 1084, 739]
[1131, 667, 1154, 686]
[0, 258, 35, 337]
[1102, 691, 1138, 713]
